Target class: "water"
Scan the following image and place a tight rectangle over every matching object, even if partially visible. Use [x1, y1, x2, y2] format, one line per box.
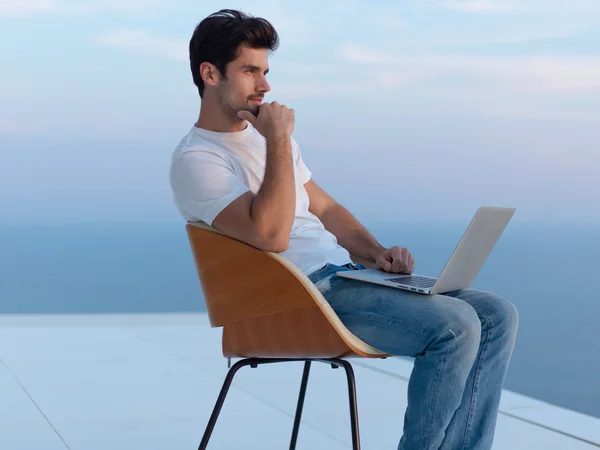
[1, 221, 599, 419]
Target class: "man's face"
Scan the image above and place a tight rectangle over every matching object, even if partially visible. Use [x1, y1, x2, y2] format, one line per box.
[216, 45, 271, 117]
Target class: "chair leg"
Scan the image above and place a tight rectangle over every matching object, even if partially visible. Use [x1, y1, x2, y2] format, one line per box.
[289, 361, 312, 450]
[197, 358, 253, 450]
[336, 359, 361, 450]
[197, 357, 360, 450]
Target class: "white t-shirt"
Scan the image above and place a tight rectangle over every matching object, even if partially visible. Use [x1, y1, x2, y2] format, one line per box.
[169, 123, 352, 276]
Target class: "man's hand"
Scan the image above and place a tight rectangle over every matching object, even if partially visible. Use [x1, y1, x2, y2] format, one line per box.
[374, 246, 415, 274]
[238, 101, 295, 140]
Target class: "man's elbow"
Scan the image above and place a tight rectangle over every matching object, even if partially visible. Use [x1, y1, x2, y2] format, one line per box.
[259, 230, 290, 253]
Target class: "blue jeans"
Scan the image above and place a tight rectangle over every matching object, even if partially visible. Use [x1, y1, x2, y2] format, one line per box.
[308, 263, 519, 450]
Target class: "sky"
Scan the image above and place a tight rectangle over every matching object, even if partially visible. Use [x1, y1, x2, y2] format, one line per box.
[1, 0, 599, 226]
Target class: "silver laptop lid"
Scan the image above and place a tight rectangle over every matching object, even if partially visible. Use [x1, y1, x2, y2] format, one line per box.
[431, 206, 515, 294]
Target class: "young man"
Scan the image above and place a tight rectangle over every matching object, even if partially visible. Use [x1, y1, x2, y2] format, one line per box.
[170, 9, 519, 450]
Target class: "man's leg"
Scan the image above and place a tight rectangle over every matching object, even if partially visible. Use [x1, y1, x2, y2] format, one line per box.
[309, 264, 518, 450]
[438, 288, 519, 450]
[309, 265, 483, 450]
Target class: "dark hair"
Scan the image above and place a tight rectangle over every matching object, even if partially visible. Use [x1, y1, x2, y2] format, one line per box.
[189, 9, 279, 97]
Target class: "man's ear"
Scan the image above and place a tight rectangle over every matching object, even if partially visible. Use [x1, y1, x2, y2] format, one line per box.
[200, 62, 219, 88]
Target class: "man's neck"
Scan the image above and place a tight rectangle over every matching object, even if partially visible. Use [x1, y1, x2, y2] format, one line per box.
[196, 99, 246, 133]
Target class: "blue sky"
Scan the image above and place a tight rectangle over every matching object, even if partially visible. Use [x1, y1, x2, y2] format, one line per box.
[1, 0, 599, 226]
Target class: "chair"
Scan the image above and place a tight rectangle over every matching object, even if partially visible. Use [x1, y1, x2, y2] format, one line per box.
[186, 221, 391, 450]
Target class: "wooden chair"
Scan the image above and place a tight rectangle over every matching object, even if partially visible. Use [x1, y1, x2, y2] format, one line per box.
[186, 221, 391, 450]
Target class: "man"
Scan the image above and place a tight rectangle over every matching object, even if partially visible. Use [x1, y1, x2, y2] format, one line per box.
[170, 9, 519, 450]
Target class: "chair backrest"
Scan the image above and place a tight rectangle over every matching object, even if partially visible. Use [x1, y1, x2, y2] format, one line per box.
[185, 221, 387, 358]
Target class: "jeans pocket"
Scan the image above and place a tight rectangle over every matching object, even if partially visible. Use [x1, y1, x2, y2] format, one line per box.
[308, 263, 332, 283]
[344, 263, 365, 270]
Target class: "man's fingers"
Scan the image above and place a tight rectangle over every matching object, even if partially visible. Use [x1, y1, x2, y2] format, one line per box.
[403, 260, 411, 274]
[380, 260, 392, 271]
[379, 247, 415, 273]
[401, 249, 411, 273]
[387, 247, 405, 273]
[375, 254, 392, 271]
[237, 110, 256, 125]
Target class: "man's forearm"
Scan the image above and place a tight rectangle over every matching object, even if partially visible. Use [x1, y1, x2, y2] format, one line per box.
[251, 134, 295, 246]
[319, 203, 386, 262]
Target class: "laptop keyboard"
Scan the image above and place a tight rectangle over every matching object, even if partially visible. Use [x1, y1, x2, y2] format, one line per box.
[386, 275, 437, 288]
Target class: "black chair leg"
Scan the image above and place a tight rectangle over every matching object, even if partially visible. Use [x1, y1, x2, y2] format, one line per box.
[197, 357, 361, 450]
[197, 358, 253, 450]
[336, 359, 361, 450]
[289, 361, 312, 450]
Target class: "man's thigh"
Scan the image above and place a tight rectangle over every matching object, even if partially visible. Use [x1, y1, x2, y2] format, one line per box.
[320, 273, 479, 357]
[443, 288, 519, 331]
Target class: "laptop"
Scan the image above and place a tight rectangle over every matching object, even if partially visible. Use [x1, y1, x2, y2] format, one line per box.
[336, 206, 515, 295]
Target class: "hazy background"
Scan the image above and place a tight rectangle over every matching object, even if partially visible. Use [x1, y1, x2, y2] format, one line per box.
[1, 0, 600, 422]
[1, 0, 599, 226]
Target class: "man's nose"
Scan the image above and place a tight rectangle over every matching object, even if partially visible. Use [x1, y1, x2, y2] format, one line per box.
[257, 76, 271, 93]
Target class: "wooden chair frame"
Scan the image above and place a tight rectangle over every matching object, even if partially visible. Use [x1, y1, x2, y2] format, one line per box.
[186, 221, 391, 450]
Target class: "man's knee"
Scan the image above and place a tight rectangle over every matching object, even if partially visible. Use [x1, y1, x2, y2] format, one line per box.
[446, 298, 481, 339]
[492, 296, 519, 342]
[464, 289, 519, 335]
[501, 297, 519, 325]
[428, 296, 481, 349]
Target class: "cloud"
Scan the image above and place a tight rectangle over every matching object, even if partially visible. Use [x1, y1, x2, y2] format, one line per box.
[439, 0, 600, 15]
[0, 119, 25, 133]
[59, 0, 169, 15]
[337, 44, 394, 65]
[360, 2, 598, 48]
[339, 44, 600, 91]
[273, 71, 417, 99]
[96, 30, 187, 61]
[331, 44, 600, 120]
[426, 23, 594, 47]
[0, 0, 55, 15]
[441, 0, 523, 14]
[0, 0, 170, 16]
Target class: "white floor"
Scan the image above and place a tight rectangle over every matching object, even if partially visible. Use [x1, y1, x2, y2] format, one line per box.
[1, 313, 599, 450]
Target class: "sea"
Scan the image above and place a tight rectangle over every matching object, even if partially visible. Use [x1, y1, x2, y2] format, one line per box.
[1, 221, 599, 419]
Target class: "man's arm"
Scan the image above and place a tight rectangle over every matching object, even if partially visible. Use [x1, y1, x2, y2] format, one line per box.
[212, 103, 296, 252]
[305, 180, 385, 263]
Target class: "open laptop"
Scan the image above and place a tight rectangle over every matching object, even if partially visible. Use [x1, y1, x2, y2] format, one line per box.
[336, 206, 515, 295]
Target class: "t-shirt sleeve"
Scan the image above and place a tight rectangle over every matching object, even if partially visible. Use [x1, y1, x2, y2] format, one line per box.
[292, 138, 312, 184]
[170, 150, 250, 226]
